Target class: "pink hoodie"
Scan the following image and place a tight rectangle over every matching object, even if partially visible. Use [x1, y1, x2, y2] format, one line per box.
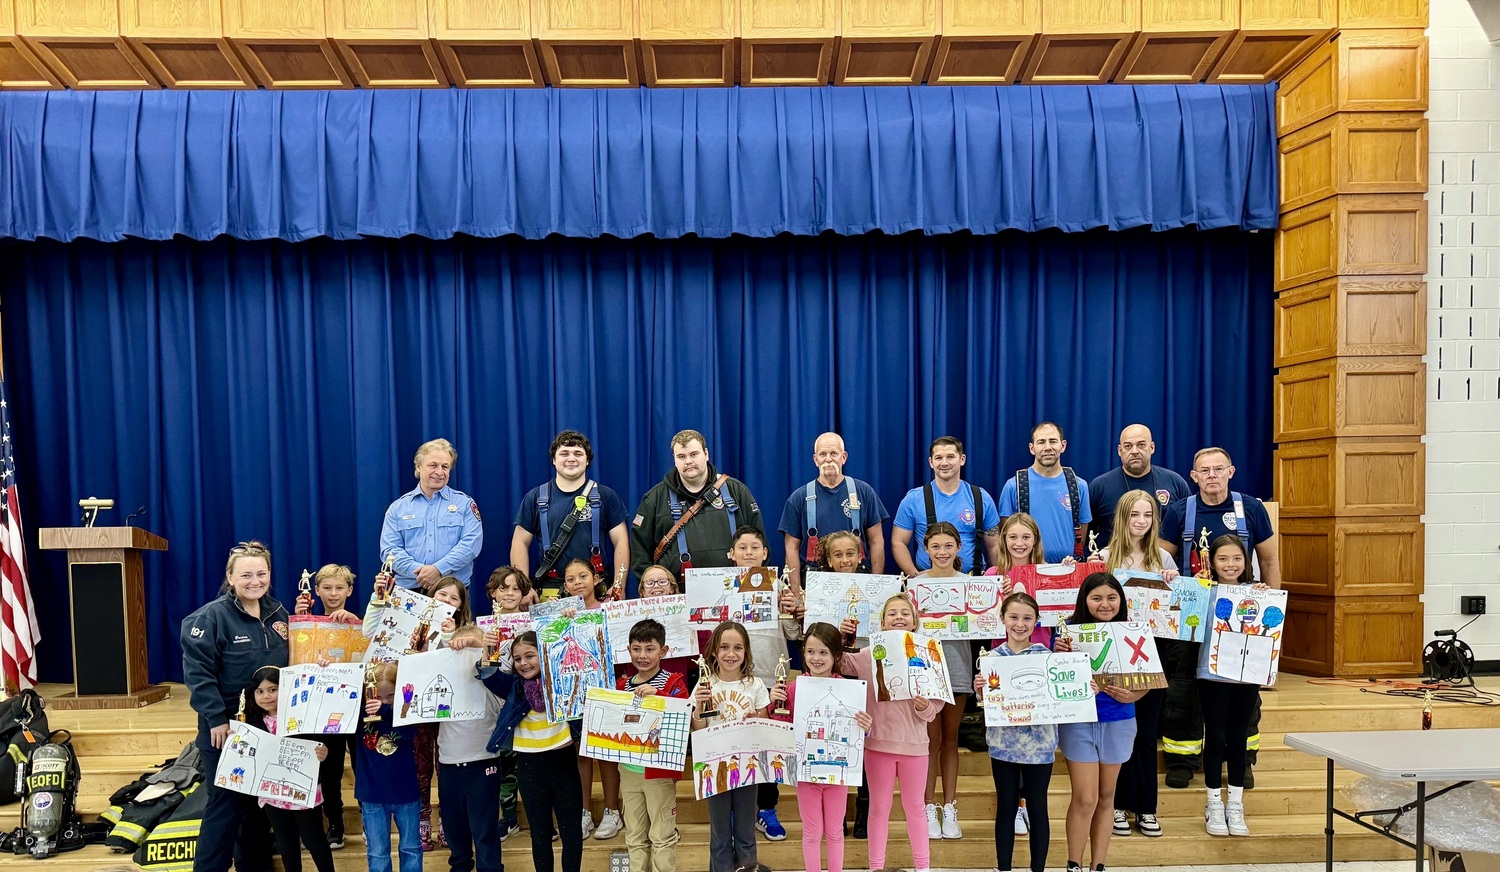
[841, 649, 942, 757]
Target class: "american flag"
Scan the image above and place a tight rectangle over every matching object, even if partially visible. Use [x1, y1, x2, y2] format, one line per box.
[0, 367, 39, 691]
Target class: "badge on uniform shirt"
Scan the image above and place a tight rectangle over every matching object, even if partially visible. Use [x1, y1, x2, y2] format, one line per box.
[632, 514, 644, 527]
[448, 504, 458, 512]
[1155, 489, 1170, 505]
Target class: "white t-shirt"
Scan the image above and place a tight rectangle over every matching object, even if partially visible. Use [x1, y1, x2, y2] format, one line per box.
[703, 673, 770, 724]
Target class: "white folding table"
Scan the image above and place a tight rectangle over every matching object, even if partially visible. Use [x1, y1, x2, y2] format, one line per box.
[1286, 729, 1500, 872]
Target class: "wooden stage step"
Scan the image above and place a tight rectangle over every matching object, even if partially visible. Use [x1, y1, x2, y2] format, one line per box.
[13, 676, 1491, 871]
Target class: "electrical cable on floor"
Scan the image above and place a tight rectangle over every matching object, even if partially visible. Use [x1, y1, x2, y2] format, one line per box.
[1305, 676, 1500, 706]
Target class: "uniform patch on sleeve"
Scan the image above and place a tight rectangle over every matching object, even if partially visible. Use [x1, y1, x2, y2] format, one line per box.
[272, 621, 289, 640]
[633, 514, 644, 527]
[471, 500, 482, 521]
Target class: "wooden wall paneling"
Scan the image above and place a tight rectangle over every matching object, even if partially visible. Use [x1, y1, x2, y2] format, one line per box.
[1275, 357, 1337, 441]
[1115, 30, 1231, 83]
[1280, 112, 1428, 210]
[835, 0, 935, 84]
[1332, 597, 1424, 675]
[741, 37, 835, 84]
[1338, 0, 1426, 30]
[533, 0, 638, 86]
[1276, 196, 1337, 290]
[1282, 595, 1334, 675]
[1330, 517, 1424, 596]
[1275, 437, 1426, 517]
[16, 0, 160, 88]
[1240, 0, 1337, 30]
[1208, 28, 1327, 84]
[1274, 36, 1336, 133]
[640, 0, 733, 86]
[1275, 277, 1427, 366]
[1276, 356, 1426, 440]
[1021, 33, 1132, 83]
[121, 0, 255, 88]
[225, 0, 354, 88]
[1279, 115, 1336, 209]
[1278, 517, 1336, 596]
[429, 0, 541, 86]
[928, 35, 1034, 84]
[1337, 193, 1426, 276]
[941, 0, 1038, 34]
[1336, 29, 1427, 112]
[328, 0, 448, 86]
[0, 0, 64, 88]
[1042, 0, 1142, 32]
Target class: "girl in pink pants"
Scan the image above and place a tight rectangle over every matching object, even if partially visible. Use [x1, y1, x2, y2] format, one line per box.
[839, 595, 943, 872]
[771, 623, 874, 872]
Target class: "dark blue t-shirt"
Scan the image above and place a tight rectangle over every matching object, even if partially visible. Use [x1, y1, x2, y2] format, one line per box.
[1160, 492, 1274, 552]
[1087, 466, 1192, 545]
[355, 709, 419, 805]
[776, 477, 889, 560]
[512, 480, 630, 572]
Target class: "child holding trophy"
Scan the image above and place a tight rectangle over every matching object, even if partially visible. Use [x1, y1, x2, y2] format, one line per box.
[293, 563, 360, 848]
[692, 620, 771, 871]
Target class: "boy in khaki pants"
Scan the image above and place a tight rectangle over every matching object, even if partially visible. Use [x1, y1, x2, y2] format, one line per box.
[615, 619, 690, 872]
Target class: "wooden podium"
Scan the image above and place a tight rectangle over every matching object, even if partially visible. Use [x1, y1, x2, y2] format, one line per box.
[38, 526, 172, 709]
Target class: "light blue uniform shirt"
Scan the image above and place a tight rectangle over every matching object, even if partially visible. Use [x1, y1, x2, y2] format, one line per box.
[379, 485, 484, 588]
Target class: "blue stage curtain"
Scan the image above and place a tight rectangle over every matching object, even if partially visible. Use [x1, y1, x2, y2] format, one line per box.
[2, 227, 1273, 683]
[0, 85, 1277, 243]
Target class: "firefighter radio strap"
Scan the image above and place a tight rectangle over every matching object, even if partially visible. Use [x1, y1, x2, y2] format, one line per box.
[655, 474, 736, 566]
[534, 480, 601, 581]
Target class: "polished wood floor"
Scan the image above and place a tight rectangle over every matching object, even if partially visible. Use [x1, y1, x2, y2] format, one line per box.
[6, 675, 1495, 870]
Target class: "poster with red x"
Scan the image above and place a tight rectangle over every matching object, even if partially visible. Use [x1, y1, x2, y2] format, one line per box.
[1067, 621, 1168, 691]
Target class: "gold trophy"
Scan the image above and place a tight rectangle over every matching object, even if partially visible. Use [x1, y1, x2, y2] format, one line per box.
[363, 664, 383, 723]
[842, 586, 861, 646]
[772, 654, 791, 716]
[373, 552, 396, 606]
[1086, 531, 1101, 562]
[1194, 528, 1212, 579]
[297, 569, 314, 612]
[611, 565, 628, 602]
[696, 655, 718, 719]
[976, 646, 988, 671]
[483, 626, 504, 668]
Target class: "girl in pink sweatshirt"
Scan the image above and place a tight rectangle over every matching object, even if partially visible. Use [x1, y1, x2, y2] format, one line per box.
[840, 594, 944, 872]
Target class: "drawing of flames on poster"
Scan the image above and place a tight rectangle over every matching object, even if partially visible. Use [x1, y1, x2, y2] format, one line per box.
[1117, 570, 1214, 642]
[910, 576, 1006, 640]
[1008, 561, 1106, 627]
[792, 676, 867, 786]
[1069, 622, 1169, 691]
[1197, 583, 1288, 687]
[277, 662, 364, 735]
[536, 608, 613, 723]
[363, 587, 457, 662]
[580, 687, 692, 771]
[213, 722, 321, 809]
[683, 566, 780, 630]
[288, 616, 371, 665]
[688, 718, 796, 800]
[977, 650, 1096, 727]
[867, 630, 954, 704]
[801, 572, 904, 639]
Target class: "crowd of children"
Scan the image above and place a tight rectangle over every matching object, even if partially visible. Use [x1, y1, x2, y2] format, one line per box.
[190, 486, 1273, 872]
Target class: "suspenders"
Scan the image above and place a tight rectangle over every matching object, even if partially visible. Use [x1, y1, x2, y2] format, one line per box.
[1015, 467, 1083, 558]
[666, 476, 740, 569]
[535, 480, 601, 580]
[802, 478, 863, 562]
[923, 481, 986, 572]
[1182, 491, 1252, 551]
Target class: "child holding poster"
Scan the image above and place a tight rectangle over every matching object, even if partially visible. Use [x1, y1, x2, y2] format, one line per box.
[484, 565, 530, 841]
[292, 563, 360, 848]
[910, 522, 972, 841]
[692, 620, 771, 872]
[769, 622, 872, 872]
[615, 619, 691, 872]
[727, 528, 792, 842]
[973, 593, 1057, 872]
[561, 557, 621, 840]
[358, 662, 423, 872]
[242, 667, 335, 872]
[1200, 535, 1272, 838]
[839, 595, 943, 872]
[1057, 574, 1146, 872]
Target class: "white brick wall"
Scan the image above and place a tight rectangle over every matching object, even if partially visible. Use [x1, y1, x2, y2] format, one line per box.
[1426, 0, 1500, 663]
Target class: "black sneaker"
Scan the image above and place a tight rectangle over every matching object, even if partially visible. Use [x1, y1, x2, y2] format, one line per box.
[327, 822, 345, 850]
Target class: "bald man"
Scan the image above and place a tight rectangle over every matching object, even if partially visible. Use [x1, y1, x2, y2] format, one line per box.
[1087, 424, 1191, 545]
[778, 432, 889, 581]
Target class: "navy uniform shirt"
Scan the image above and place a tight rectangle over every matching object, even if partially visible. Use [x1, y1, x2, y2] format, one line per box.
[1087, 465, 1192, 545]
[776, 476, 889, 561]
[1160, 492, 1274, 552]
[379, 485, 484, 588]
[513, 481, 630, 572]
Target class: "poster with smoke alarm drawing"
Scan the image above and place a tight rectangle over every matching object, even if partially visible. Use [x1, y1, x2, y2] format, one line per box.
[977, 651, 1096, 727]
[684, 566, 780, 630]
[392, 647, 489, 727]
[689, 718, 796, 800]
[1196, 584, 1287, 686]
[910, 576, 1006, 640]
[278, 663, 364, 735]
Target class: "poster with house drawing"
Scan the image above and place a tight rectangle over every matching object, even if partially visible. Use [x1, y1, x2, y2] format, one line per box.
[684, 567, 780, 630]
[476, 612, 534, 669]
[288, 616, 371, 665]
[1070, 622, 1169, 691]
[363, 588, 457, 662]
[689, 718, 796, 800]
[392, 647, 489, 727]
[1008, 561, 1106, 626]
[536, 608, 613, 723]
[792, 676, 867, 786]
[1117, 571, 1215, 642]
[801, 572, 904, 639]
[277, 663, 364, 735]
[911, 576, 1006, 640]
[867, 630, 954, 704]
[1197, 584, 1287, 686]
[579, 687, 692, 771]
[603, 595, 698, 662]
[977, 650, 1096, 727]
[213, 721, 321, 809]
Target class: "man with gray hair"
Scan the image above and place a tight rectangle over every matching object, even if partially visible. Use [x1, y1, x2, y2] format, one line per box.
[778, 432, 888, 581]
[378, 437, 484, 591]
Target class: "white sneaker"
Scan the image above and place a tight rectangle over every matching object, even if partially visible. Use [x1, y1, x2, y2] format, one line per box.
[580, 809, 595, 839]
[925, 803, 942, 839]
[1225, 802, 1250, 837]
[1112, 809, 1130, 836]
[1014, 805, 1029, 835]
[941, 801, 962, 839]
[1205, 799, 1228, 836]
[593, 808, 623, 840]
